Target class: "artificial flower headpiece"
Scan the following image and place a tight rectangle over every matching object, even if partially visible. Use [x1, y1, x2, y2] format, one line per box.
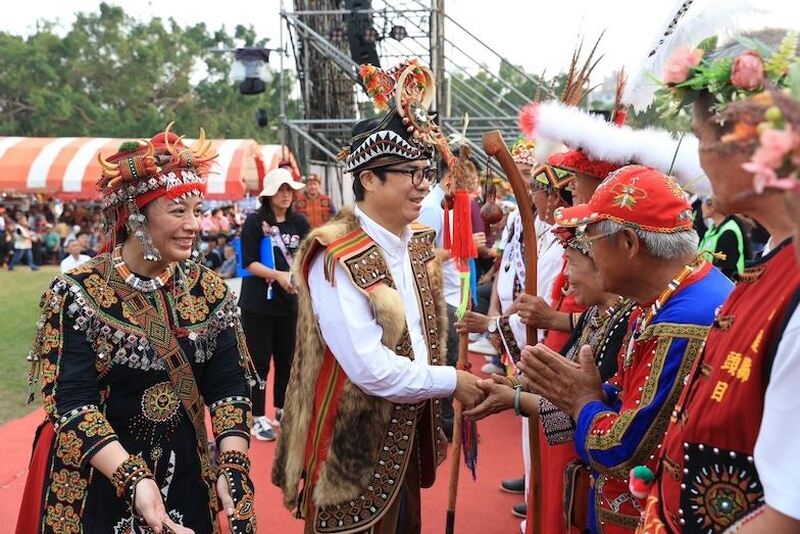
[661, 31, 799, 116]
[723, 87, 800, 194]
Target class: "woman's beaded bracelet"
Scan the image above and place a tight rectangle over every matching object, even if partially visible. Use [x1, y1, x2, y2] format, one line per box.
[111, 455, 154, 500]
[217, 450, 251, 474]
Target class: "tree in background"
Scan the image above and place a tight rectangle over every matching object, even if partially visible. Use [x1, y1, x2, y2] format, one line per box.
[450, 60, 691, 134]
[0, 2, 300, 141]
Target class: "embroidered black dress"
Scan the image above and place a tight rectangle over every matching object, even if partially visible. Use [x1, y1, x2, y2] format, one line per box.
[21, 252, 254, 533]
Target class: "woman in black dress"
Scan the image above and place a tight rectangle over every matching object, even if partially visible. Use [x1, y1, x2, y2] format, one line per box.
[238, 168, 310, 441]
[17, 126, 258, 534]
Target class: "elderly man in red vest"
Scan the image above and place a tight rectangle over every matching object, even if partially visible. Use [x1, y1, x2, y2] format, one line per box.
[294, 173, 336, 228]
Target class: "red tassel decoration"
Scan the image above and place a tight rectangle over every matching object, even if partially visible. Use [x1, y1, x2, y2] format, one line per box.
[451, 190, 476, 262]
[442, 195, 452, 250]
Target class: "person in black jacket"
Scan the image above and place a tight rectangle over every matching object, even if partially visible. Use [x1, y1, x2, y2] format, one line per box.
[239, 168, 309, 441]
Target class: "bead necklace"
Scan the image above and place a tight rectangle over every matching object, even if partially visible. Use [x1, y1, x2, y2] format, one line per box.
[113, 246, 173, 293]
[595, 299, 634, 372]
[573, 296, 628, 361]
[623, 259, 704, 368]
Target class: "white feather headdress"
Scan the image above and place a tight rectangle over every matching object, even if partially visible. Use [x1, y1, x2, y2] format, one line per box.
[623, 0, 767, 112]
[533, 101, 711, 196]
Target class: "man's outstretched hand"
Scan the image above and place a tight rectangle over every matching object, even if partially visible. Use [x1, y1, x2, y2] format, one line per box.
[453, 369, 486, 409]
[463, 374, 515, 421]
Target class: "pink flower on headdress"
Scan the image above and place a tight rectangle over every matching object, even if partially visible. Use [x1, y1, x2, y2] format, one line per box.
[664, 48, 704, 84]
[730, 51, 764, 91]
[751, 126, 798, 169]
[743, 124, 800, 193]
[742, 161, 779, 193]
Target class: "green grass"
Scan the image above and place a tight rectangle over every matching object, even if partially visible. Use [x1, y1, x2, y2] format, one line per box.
[0, 266, 60, 423]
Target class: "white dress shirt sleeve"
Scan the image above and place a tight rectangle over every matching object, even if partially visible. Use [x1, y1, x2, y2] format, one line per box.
[754, 306, 800, 520]
[308, 251, 457, 404]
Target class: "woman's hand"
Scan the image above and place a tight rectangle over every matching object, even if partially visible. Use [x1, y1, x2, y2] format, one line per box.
[133, 478, 194, 534]
[217, 474, 236, 517]
[463, 374, 515, 421]
[510, 294, 555, 329]
[455, 311, 492, 334]
[275, 271, 298, 294]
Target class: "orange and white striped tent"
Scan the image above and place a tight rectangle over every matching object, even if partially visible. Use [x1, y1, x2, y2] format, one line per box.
[260, 144, 302, 184]
[0, 137, 266, 200]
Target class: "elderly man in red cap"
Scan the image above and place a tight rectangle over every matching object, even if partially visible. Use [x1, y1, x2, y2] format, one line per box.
[517, 165, 734, 533]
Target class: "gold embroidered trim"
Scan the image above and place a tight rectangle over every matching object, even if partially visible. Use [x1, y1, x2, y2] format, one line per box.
[587, 335, 705, 478]
[639, 322, 711, 342]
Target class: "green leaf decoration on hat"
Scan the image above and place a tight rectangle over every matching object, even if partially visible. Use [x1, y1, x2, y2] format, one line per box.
[789, 62, 800, 99]
[765, 31, 798, 79]
[696, 36, 718, 55]
[118, 141, 143, 153]
[735, 35, 772, 58]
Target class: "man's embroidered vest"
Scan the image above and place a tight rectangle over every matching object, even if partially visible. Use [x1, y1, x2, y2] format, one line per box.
[645, 241, 800, 533]
[272, 209, 447, 534]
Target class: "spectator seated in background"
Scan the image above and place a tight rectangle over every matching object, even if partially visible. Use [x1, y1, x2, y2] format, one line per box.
[219, 244, 237, 279]
[64, 224, 81, 247]
[59, 239, 91, 273]
[214, 207, 231, 235]
[200, 209, 218, 238]
[75, 230, 96, 258]
[201, 235, 227, 270]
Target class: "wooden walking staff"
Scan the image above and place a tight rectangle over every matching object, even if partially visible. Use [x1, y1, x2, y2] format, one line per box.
[444, 144, 479, 534]
[483, 130, 542, 534]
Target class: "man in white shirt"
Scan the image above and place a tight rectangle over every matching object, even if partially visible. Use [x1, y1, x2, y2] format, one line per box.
[59, 239, 91, 273]
[417, 155, 486, 441]
[273, 106, 484, 534]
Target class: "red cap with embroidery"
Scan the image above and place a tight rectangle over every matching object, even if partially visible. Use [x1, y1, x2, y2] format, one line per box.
[547, 149, 623, 180]
[554, 165, 694, 233]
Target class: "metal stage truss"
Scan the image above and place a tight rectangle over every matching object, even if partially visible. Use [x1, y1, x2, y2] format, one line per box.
[279, 0, 551, 204]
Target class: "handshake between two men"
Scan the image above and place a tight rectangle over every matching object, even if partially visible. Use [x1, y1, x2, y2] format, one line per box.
[451, 293, 605, 422]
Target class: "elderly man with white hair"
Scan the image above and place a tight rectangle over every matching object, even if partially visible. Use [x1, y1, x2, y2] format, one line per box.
[517, 165, 734, 534]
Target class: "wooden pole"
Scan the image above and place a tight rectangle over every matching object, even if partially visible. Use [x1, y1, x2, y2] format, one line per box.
[482, 130, 542, 534]
[445, 332, 469, 534]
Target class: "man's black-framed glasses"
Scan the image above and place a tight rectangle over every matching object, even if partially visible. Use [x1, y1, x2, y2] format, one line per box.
[380, 166, 439, 186]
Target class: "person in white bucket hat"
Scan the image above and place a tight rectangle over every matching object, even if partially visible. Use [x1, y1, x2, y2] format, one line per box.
[258, 167, 305, 198]
[240, 166, 310, 441]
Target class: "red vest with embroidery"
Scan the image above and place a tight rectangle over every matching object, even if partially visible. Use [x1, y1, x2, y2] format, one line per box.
[653, 241, 800, 533]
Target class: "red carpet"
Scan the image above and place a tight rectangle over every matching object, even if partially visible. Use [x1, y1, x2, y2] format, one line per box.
[5, 353, 523, 532]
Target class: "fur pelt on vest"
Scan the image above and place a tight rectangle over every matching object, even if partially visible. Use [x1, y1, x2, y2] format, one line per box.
[272, 207, 447, 522]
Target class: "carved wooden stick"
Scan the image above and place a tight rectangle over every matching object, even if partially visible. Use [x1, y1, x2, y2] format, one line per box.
[482, 130, 541, 534]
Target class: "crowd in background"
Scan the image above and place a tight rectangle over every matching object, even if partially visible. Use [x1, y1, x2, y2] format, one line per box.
[0, 200, 247, 276]
[1, 169, 339, 278]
